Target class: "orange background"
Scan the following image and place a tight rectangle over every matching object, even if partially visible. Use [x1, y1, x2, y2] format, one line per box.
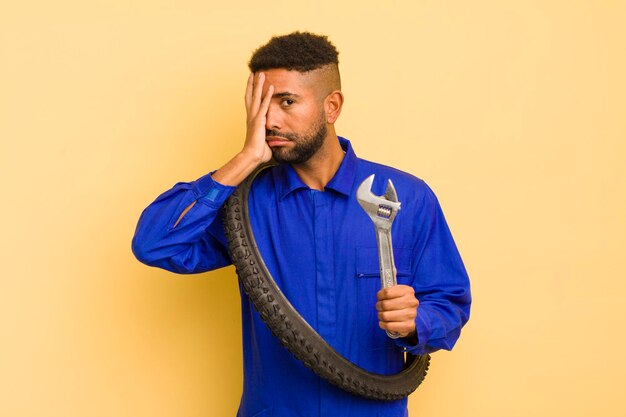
[2, 1, 625, 416]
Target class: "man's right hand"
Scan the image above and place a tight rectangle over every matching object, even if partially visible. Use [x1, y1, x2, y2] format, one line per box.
[242, 72, 274, 165]
[210, 72, 274, 187]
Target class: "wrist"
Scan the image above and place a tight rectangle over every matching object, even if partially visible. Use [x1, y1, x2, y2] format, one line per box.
[239, 147, 267, 166]
[212, 150, 264, 187]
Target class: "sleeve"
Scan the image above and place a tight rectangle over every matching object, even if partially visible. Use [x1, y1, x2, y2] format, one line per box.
[393, 181, 472, 355]
[131, 171, 237, 274]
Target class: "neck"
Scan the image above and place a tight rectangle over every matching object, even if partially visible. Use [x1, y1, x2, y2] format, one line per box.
[291, 131, 344, 191]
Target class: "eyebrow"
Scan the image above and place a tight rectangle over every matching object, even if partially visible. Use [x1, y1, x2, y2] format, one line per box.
[272, 92, 301, 99]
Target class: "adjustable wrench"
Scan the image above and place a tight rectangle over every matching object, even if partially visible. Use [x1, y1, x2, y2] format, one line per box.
[356, 174, 402, 339]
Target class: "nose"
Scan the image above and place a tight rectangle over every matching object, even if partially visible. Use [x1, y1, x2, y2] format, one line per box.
[265, 103, 281, 131]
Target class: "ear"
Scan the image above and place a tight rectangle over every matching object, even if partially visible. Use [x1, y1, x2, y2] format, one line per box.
[324, 90, 344, 124]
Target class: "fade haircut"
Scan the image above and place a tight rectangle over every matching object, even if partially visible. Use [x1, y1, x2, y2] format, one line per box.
[248, 31, 339, 73]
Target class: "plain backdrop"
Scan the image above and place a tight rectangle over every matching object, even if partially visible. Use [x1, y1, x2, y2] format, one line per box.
[1, 1, 625, 416]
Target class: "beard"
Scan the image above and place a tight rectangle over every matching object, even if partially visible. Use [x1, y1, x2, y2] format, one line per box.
[266, 113, 328, 165]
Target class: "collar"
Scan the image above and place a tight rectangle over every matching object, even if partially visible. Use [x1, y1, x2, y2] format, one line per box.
[275, 136, 358, 201]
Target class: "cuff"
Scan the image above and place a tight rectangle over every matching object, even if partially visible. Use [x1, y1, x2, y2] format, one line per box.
[392, 307, 432, 354]
[192, 171, 237, 208]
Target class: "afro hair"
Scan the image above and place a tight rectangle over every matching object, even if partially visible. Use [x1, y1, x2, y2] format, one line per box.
[248, 31, 339, 73]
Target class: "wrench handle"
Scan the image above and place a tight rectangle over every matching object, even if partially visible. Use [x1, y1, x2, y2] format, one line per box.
[376, 228, 397, 289]
[375, 228, 401, 339]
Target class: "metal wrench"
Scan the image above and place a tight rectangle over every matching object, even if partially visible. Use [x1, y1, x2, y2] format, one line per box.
[356, 174, 402, 339]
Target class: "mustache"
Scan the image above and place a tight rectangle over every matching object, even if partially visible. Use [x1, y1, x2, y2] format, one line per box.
[266, 130, 297, 141]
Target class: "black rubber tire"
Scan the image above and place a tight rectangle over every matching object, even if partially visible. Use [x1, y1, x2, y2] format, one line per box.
[222, 163, 430, 401]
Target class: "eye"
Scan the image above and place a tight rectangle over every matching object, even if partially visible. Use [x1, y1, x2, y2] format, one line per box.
[281, 99, 295, 107]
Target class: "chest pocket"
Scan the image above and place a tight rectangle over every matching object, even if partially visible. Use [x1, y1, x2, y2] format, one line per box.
[355, 246, 413, 351]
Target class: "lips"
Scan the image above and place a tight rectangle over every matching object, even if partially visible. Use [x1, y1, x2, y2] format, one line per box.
[266, 136, 290, 147]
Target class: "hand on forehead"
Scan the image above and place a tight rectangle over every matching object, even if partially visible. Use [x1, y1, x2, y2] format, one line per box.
[259, 65, 340, 100]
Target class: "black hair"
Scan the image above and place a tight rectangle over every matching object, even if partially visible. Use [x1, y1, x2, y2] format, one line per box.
[248, 31, 339, 73]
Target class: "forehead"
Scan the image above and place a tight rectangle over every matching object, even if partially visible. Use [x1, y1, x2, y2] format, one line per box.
[261, 68, 316, 96]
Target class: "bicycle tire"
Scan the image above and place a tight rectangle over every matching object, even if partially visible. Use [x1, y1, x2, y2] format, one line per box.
[222, 163, 430, 401]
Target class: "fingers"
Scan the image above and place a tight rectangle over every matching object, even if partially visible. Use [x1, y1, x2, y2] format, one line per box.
[251, 72, 265, 114]
[260, 84, 274, 116]
[376, 285, 418, 311]
[377, 284, 415, 301]
[245, 72, 273, 121]
[241, 72, 274, 164]
[375, 285, 419, 337]
[377, 307, 417, 323]
[378, 307, 416, 336]
[244, 72, 254, 110]
[375, 294, 419, 312]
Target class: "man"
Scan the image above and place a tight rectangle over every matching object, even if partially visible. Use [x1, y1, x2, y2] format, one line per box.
[132, 32, 471, 417]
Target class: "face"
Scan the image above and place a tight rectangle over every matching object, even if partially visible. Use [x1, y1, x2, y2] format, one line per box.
[262, 69, 329, 164]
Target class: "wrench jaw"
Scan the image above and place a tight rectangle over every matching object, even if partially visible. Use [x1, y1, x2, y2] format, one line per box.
[384, 180, 399, 205]
[356, 174, 401, 230]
